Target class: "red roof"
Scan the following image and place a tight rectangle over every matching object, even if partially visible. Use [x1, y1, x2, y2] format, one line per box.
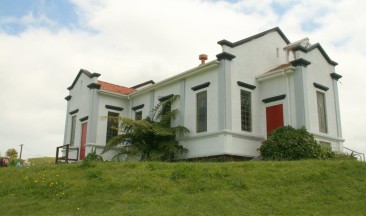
[266, 63, 292, 73]
[98, 80, 135, 95]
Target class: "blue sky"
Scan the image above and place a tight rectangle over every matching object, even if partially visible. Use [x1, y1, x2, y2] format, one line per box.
[0, 0, 309, 35]
[0, 0, 79, 34]
[0, 0, 365, 159]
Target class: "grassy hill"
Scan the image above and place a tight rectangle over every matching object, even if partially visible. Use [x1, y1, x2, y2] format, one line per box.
[0, 160, 365, 215]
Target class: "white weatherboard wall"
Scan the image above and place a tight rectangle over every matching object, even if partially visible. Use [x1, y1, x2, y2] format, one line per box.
[63, 27, 344, 161]
[301, 49, 343, 151]
[64, 73, 97, 160]
[153, 83, 180, 126]
[226, 31, 289, 136]
[130, 93, 150, 119]
[96, 94, 129, 145]
[184, 67, 219, 134]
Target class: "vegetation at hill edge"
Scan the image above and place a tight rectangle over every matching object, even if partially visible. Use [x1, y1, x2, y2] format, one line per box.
[0, 160, 365, 215]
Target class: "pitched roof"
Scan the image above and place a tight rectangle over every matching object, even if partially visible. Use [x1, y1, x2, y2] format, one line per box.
[266, 63, 293, 73]
[131, 80, 155, 89]
[217, 27, 290, 48]
[98, 80, 135, 95]
[292, 43, 338, 66]
[68, 69, 101, 90]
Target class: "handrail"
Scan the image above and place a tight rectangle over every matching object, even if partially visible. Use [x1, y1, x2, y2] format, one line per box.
[55, 144, 79, 164]
[343, 146, 365, 162]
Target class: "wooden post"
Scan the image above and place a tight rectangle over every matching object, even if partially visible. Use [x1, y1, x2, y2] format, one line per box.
[55, 146, 59, 164]
[65, 144, 69, 163]
[19, 144, 23, 160]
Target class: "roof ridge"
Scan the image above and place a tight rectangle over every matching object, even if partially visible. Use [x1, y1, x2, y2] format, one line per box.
[217, 27, 290, 48]
[292, 43, 338, 66]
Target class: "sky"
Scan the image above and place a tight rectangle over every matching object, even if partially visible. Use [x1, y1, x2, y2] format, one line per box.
[0, 0, 365, 159]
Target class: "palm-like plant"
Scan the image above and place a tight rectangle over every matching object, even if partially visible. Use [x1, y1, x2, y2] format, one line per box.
[103, 95, 189, 161]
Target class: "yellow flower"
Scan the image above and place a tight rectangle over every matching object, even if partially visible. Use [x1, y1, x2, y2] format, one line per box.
[76, 208, 80, 211]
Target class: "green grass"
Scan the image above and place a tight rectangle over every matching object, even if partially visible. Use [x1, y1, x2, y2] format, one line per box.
[0, 160, 365, 215]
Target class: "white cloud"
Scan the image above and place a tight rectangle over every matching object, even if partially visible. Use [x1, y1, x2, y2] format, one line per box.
[0, 0, 365, 158]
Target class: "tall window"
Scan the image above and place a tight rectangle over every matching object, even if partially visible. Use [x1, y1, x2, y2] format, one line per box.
[317, 91, 328, 133]
[161, 100, 172, 116]
[135, 111, 142, 120]
[106, 112, 119, 143]
[196, 91, 207, 133]
[161, 100, 172, 126]
[241, 90, 252, 132]
[70, 116, 76, 146]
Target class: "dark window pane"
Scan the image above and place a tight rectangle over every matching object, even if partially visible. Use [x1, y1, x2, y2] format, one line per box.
[135, 111, 142, 120]
[106, 112, 119, 143]
[241, 90, 252, 132]
[196, 91, 207, 132]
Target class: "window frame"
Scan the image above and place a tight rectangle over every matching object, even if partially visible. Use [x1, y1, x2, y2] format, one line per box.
[70, 115, 76, 146]
[240, 89, 252, 132]
[316, 91, 328, 133]
[196, 90, 207, 133]
[135, 110, 142, 120]
[106, 111, 119, 143]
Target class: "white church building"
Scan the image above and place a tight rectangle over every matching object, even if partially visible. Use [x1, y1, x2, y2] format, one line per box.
[62, 27, 344, 161]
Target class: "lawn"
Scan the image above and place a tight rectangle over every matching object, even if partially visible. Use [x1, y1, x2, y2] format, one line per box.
[0, 160, 365, 215]
[27, 157, 55, 165]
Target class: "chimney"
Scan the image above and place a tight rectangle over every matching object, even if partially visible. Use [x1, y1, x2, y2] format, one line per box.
[199, 54, 208, 65]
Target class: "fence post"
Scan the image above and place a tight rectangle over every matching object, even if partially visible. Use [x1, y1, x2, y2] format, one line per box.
[65, 145, 69, 163]
[55, 147, 59, 164]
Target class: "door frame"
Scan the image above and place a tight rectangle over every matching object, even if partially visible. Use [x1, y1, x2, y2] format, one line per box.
[80, 122, 87, 160]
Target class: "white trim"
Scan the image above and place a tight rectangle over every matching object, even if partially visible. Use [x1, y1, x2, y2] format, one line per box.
[130, 61, 220, 97]
[256, 68, 294, 82]
[179, 152, 256, 160]
[283, 37, 309, 50]
[180, 130, 264, 142]
[312, 132, 345, 142]
[98, 90, 129, 99]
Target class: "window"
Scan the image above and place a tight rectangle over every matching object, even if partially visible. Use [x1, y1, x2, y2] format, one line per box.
[317, 91, 327, 133]
[135, 111, 142, 120]
[196, 91, 207, 132]
[70, 116, 76, 146]
[160, 98, 172, 126]
[106, 112, 119, 143]
[241, 90, 252, 132]
[161, 99, 172, 116]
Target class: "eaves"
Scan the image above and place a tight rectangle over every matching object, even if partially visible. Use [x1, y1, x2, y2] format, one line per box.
[130, 60, 220, 98]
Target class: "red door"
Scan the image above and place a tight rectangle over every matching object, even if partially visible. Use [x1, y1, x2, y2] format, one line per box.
[80, 122, 87, 160]
[266, 104, 284, 135]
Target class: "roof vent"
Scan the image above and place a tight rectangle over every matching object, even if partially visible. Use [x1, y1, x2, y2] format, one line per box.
[199, 54, 208, 65]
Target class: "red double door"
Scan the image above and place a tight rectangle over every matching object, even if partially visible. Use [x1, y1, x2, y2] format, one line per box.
[266, 104, 284, 135]
[80, 122, 87, 160]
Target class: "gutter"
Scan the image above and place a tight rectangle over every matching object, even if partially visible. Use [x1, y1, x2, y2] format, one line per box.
[130, 60, 220, 97]
[256, 67, 295, 82]
[98, 90, 130, 99]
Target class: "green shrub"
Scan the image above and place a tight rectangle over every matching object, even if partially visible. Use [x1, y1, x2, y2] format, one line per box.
[6, 148, 18, 158]
[319, 146, 336, 159]
[258, 126, 323, 160]
[85, 148, 103, 162]
[333, 152, 357, 160]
